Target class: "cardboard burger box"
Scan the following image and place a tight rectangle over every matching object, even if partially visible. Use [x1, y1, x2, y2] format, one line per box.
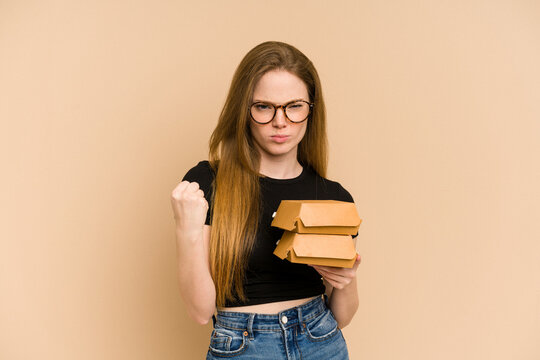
[271, 200, 362, 268]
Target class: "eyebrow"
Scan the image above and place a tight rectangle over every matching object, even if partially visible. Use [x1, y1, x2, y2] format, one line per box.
[252, 98, 308, 104]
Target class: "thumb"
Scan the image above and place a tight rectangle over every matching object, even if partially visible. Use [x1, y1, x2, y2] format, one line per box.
[352, 254, 361, 270]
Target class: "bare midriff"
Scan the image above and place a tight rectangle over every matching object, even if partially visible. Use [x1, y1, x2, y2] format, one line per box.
[217, 295, 320, 314]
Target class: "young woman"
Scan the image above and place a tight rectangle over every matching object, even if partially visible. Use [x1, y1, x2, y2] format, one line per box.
[171, 41, 361, 359]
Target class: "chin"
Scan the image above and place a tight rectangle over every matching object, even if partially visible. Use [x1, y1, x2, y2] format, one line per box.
[262, 146, 296, 158]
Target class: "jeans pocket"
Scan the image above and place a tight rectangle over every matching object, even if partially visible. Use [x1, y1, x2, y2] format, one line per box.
[304, 308, 339, 342]
[209, 326, 248, 357]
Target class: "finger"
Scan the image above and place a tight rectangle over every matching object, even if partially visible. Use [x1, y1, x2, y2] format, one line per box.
[186, 181, 200, 193]
[319, 272, 348, 287]
[351, 254, 362, 271]
[311, 265, 342, 278]
[312, 265, 350, 277]
[314, 267, 348, 282]
[172, 181, 190, 196]
[317, 268, 353, 288]
[196, 189, 205, 198]
[323, 277, 340, 289]
[311, 264, 338, 272]
[200, 197, 209, 209]
[311, 266, 326, 278]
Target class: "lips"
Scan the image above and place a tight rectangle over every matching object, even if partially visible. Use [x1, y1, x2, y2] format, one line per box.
[270, 135, 289, 143]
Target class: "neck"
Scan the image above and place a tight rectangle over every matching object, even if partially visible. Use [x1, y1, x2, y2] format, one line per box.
[257, 153, 303, 179]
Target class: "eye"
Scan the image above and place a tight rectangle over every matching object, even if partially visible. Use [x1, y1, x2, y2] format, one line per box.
[287, 102, 307, 110]
[254, 103, 272, 111]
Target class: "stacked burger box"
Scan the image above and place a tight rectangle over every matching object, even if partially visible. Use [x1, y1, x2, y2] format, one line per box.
[271, 200, 362, 268]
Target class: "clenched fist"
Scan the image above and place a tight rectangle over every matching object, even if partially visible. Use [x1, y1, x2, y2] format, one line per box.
[171, 181, 209, 231]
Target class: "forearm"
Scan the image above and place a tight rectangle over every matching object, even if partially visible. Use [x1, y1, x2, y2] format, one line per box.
[176, 226, 216, 325]
[327, 279, 359, 329]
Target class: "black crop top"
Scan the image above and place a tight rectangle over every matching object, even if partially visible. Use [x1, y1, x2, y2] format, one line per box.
[181, 160, 356, 307]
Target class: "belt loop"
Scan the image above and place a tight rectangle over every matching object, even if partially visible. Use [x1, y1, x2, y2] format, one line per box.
[247, 313, 255, 340]
[298, 304, 305, 334]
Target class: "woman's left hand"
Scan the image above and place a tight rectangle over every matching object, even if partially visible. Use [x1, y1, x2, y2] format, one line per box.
[309, 254, 361, 290]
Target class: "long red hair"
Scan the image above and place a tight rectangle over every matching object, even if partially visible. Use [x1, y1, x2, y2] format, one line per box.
[208, 41, 328, 306]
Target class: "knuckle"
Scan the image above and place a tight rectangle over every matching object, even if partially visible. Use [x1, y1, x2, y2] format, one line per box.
[173, 181, 189, 193]
[187, 181, 200, 190]
[177, 180, 189, 189]
[171, 190, 184, 200]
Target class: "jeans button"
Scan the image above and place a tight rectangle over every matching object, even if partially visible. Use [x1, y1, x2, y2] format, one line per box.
[281, 315, 288, 324]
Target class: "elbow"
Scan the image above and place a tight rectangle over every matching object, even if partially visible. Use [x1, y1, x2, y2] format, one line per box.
[194, 315, 212, 326]
[177, 285, 216, 326]
[337, 318, 352, 329]
[188, 308, 214, 326]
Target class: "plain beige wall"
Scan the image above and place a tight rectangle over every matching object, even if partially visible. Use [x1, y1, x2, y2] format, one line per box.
[1, 1, 539, 359]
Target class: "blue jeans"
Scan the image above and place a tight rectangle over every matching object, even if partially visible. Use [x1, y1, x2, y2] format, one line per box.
[206, 295, 349, 359]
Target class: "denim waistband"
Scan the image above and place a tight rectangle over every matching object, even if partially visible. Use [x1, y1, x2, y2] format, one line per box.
[213, 295, 327, 334]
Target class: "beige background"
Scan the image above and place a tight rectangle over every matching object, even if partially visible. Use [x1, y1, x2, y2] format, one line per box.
[1, 1, 539, 359]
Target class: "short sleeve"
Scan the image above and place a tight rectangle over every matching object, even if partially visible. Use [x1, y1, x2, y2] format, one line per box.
[181, 160, 215, 225]
[337, 184, 354, 204]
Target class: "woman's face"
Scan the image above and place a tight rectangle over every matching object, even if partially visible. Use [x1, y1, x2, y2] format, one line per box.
[249, 69, 309, 163]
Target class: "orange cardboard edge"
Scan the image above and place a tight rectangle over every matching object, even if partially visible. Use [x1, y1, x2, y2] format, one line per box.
[271, 200, 362, 235]
[288, 253, 357, 268]
[271, 202, 302, 231]
[295, 221, 362, 236]
[273, 232, 358, 268]
[273, 232, 295, 260]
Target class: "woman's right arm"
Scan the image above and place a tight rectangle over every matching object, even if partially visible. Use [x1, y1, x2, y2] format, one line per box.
[171, 181, 216, 325]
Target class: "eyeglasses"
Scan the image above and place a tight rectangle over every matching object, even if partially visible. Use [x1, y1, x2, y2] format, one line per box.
[249, 100, 313, 124]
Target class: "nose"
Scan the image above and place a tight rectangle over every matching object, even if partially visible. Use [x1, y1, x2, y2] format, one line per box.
[272, 107, 288, 128]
